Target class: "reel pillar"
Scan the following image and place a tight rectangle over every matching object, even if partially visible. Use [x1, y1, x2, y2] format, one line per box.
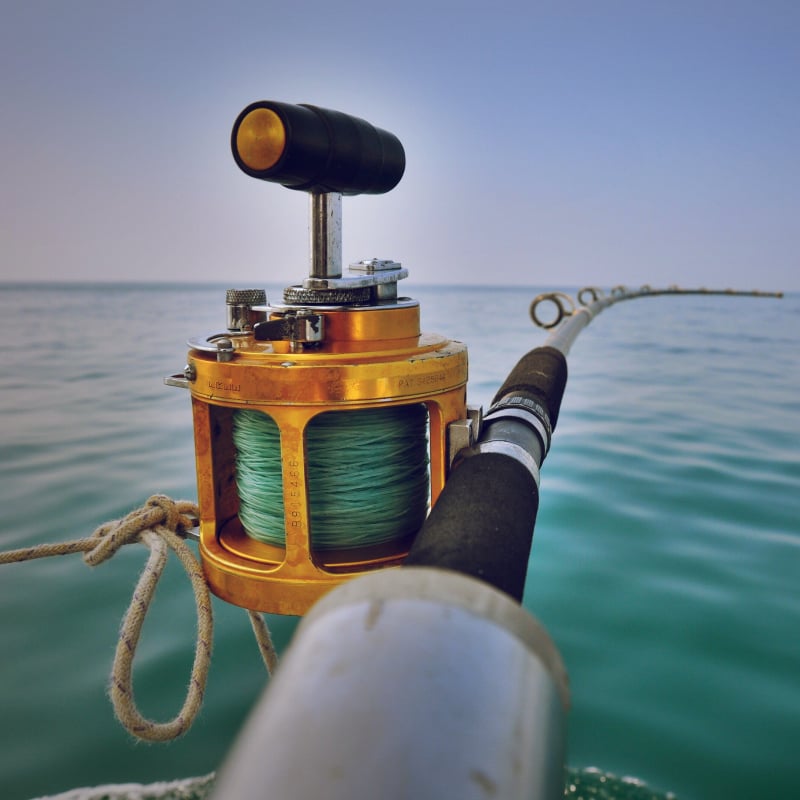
[169, 102, 468, 615]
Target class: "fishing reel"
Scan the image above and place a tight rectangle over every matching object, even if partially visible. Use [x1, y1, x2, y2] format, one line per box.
[168, 101, 469, 615]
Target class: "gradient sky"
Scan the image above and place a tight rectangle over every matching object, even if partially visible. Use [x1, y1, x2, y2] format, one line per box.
[1, 1, 798, 290]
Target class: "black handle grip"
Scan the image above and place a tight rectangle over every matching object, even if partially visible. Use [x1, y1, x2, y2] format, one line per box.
[404, 452, 539, 602]
[405, 347, 568, 601]
[232, 101, 405, 195]
[492, 346, 568, 430]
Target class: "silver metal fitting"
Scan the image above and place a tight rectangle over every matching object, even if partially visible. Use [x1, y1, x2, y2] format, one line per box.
[226, 288, 268, 332]
[483, 395, 552, 456]
[215, 337, 235, 362]
[164, 363, 196, 390]
[447, 405, 483, 467]
[253, 308, 325, 345]
[470, 440, 541, 488]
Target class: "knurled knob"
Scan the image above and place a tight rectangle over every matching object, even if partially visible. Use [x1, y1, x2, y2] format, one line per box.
[226, 288, 268, 332]
[226, 289, 267, 306]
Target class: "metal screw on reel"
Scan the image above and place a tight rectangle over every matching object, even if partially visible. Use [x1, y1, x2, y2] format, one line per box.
[529, 292, 576, 329]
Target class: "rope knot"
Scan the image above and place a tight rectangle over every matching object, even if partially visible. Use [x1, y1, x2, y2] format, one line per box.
[83, 495, 198, 567]
[147, 493, 180, 530]
[154, 495, 201, 534]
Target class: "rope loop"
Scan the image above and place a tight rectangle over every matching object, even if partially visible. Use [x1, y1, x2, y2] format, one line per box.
[109, 523, 213, 741]
[0, 495, 276, 743]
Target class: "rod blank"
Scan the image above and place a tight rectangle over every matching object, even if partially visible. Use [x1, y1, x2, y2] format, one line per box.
[531, 285, 783, 355]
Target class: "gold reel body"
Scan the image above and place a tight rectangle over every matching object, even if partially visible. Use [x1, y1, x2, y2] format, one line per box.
[188, 301, 468, 615]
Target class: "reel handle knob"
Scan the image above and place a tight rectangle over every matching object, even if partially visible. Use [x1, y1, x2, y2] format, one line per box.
[232, 101, 405, 195]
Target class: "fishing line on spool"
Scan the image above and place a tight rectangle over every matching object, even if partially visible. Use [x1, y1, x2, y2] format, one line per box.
[233, 404, 430, 551]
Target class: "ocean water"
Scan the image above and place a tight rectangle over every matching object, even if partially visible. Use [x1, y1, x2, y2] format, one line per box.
[0, 283, 798, 800]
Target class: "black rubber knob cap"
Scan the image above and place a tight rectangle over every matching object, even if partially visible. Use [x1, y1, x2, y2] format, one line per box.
[232, 100, 405, 195]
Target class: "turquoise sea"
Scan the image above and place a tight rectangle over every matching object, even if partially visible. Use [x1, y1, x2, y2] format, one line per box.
[0, 283, 798, 800]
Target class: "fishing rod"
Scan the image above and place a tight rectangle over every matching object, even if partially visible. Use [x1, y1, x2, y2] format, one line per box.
[530, 285, 783, 355]
[165, 101, 781, 800]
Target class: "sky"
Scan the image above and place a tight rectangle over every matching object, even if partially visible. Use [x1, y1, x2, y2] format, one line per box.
[1, 1, 798, 291]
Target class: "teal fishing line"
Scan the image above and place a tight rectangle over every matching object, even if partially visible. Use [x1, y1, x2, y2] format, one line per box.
[232, 411, 285, 544]
[233, 405, 430, 551]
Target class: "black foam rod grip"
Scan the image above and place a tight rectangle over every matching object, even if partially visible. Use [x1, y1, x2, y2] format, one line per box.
[492, 346, 568, 430]
[404, 452, 539, 602]
[232, 100, 405, 195]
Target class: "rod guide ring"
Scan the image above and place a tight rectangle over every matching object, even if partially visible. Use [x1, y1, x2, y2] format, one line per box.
[529, 292, 576, 329]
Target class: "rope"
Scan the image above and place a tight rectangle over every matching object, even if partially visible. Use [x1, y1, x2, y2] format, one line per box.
[248, 610, 279, 674]
[0, 494, 278, 742]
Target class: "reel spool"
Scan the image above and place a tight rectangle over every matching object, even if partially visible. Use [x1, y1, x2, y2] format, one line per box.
[168, 102, 469, 615]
